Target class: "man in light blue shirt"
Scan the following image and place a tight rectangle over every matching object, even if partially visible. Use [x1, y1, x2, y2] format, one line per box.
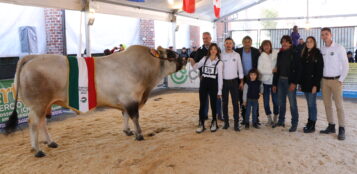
[242, 50, 253, 76]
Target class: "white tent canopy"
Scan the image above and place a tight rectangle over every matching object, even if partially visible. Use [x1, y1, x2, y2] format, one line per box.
[0, 0, 267, 22]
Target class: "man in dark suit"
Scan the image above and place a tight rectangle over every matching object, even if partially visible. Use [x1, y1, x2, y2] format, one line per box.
[234, 36, 261, 125]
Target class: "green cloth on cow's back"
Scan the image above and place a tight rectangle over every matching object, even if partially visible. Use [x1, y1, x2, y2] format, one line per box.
[68, 56, 79, 110]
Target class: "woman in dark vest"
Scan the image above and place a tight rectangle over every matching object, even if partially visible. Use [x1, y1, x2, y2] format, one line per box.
[300, 36, 324, 133]
[188, 43, 223, 133]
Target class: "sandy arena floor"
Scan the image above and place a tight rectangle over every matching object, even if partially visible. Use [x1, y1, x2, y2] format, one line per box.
[1, 91, 357, 174]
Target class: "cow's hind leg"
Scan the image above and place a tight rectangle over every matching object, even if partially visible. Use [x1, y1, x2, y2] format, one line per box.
[40, 116, 58, 148]
[126, 102, 143, 141]
[122, 111, 134, 136]
[28, 110, 46, 157]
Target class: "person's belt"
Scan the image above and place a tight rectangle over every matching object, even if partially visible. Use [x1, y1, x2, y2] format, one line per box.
[323, 76, 340, 80]
[279, 76, 288, 80]
[223, 78, 237, 81]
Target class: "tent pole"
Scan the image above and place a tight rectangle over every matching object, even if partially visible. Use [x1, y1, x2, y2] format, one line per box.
[77, 12, 83, 58]
[85, 11, 91, 57]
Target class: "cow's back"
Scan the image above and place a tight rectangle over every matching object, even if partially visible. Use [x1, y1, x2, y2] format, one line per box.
[19, 54, 69, 109]
[94, 45, 166, 109]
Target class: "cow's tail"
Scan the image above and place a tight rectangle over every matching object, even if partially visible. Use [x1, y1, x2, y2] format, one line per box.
[5, 56, 35, 134]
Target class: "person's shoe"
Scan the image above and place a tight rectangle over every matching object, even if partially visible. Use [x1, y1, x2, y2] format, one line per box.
[210, 119, 218, 132]
[273, 122, 285, 128]
[289, 125, 297, 132]
[304, 120, 316, 133]
[234, 120, 240, 132]
[253, 123, 260, 129]
[257, 118, 261, 126]
[196, 121, 205, 133]
[245, 123, 250, 129]
[320, 124, 336, 134]
[303, 120, 312, 132]
[273, 114, 279, 124]
[222, 121, 229, 129]
[338, 127, 345, 140]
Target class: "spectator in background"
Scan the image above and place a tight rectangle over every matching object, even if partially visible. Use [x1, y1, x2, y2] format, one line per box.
[111, 44, 126, 53]
[291, 25, 300, 48]
[119, 44, 126, 52]
[104, 49, 111, 55]
[347, 51, 354, 63]
[180, 47, 189, 60]
[355, 48, 357, 62]
[296, 38, 305, 56]
[169, 46, 174, 51]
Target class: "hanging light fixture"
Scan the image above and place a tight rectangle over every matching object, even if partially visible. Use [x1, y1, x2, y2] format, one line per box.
[88, 8, 95, 25]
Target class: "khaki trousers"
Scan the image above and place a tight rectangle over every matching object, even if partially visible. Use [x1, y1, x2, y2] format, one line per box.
[321, 79, 345, 127]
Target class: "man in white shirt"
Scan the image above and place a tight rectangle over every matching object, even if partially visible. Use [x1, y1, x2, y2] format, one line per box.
[320, 27, 349, 140]
[221, 38, 244, 131]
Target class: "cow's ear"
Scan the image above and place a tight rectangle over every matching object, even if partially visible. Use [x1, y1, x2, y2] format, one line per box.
[157, 46, 167, 58]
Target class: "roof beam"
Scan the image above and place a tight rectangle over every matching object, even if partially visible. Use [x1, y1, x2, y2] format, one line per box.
[214, 0, 268, 22]
[225, 13, 357, 22]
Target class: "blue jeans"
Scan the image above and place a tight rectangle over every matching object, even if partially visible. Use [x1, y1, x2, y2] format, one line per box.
[263, 84, 279, 115]
[304, 92, 317, 121]
[245, 99, 258, 124]
[277, 78, 299, 126]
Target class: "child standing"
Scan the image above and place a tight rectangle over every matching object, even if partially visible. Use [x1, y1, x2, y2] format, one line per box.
[188, 43, 223, 133]
[243, 69, 263, 129]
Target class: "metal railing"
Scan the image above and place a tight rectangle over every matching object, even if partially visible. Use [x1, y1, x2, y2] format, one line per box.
[230, 26, 357, 53]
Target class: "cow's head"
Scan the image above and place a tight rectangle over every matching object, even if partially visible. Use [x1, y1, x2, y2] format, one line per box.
[155, 46, 187, 72]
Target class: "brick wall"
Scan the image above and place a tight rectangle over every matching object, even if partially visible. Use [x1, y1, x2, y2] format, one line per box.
[139, 19, 155, 48]
[189, 25, 200, 48]
[44, 8, 65, 55]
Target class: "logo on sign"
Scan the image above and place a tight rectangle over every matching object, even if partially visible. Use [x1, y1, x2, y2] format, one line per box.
[170, 69, 188, 84]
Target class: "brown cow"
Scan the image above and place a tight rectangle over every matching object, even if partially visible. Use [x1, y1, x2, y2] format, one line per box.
[5, 45, 185, 157]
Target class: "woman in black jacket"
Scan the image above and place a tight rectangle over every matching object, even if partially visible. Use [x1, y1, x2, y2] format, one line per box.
[300, 36, 324, 133]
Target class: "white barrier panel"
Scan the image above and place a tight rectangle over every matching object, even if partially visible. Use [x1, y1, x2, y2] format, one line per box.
[168, 65, 200, 88]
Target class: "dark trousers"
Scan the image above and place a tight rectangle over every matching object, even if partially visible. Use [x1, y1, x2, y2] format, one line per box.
[222, 79, 239, 121]
[202, 94, 222, 120]
[199, 78, 218, 122]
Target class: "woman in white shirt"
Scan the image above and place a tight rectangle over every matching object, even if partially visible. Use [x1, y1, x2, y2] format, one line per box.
[188, 43, 223, 133]
[258, 40, 279, 125]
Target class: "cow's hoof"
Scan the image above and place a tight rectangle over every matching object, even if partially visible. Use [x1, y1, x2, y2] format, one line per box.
[35, 151, 46, 158]
[48, 142, 58, 148]
[135, 135, 144, 141]
[46, 114, 52, 119]
[123, 130, 134, 136]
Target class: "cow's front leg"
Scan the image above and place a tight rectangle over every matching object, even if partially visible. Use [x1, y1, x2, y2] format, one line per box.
[126, 102, 144, 141]
[122, 111, 134, 136]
